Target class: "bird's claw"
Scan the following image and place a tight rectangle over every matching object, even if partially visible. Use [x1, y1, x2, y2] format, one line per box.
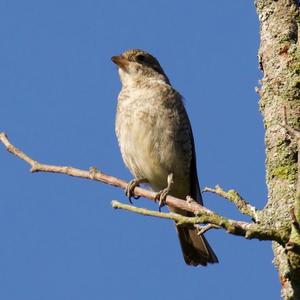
[155, 173, 174, 211]
[155, 188, 169, 211]
[125, 178, 147, 204]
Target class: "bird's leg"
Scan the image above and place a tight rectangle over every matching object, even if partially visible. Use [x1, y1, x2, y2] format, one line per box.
[125, 178, 148, 204]
[155, 173, 174, 211]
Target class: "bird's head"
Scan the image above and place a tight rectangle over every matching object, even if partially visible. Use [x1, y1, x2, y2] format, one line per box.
[111, 49, 170, 86]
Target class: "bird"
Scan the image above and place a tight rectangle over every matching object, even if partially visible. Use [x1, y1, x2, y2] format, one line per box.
[112, 49, 218, 266]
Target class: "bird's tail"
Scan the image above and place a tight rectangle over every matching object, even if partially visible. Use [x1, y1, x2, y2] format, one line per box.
[176, 224, 218, 266]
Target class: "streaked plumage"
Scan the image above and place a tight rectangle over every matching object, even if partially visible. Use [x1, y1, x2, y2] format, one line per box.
[112, 49, 218, 266]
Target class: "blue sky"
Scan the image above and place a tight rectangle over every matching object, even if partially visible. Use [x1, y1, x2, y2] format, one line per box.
[0, 1, 280, 299]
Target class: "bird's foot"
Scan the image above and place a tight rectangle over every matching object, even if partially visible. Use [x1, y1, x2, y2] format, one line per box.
[186, 195, 196, 204]
[155, 173, 174, 211]
[125, 178, 148, 204]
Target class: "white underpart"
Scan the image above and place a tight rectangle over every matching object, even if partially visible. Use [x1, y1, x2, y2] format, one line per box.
[116, 66, 189, 195]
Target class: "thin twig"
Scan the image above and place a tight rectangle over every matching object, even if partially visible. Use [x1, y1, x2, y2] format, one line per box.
[196, 224, 221, 235]
[0, 132, 288, 244]
[203, 185, 258, 221]
[112, 200, 193, 222]
[111, 201, 286, 243]
[0, 132, 209, 215]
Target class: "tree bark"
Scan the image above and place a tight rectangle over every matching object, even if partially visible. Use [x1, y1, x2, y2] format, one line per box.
[0, 2, 300, 299]
[255, 0, 300, 298]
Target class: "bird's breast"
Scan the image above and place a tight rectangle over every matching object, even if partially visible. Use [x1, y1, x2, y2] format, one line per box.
[115, 85, 191, 196]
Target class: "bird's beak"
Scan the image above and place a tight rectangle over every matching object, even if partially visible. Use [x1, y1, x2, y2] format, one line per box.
[111, 55, 129, 70]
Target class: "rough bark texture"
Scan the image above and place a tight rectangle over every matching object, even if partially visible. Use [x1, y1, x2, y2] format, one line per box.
[255, 0, 300, 299]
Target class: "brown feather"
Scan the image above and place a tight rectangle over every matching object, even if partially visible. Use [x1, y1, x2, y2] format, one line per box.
[174, 113, 218, 266]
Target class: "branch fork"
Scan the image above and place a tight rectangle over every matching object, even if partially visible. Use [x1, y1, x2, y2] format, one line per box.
[203, 185, 258, 221]
[0, 132, 289, 245]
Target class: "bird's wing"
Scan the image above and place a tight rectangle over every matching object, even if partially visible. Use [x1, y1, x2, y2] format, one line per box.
[183, 109, 203, 205]
[170, 90, 203, 205]
[189, 133, 203, 205]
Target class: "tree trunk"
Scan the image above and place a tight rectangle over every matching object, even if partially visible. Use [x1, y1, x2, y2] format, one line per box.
[255, 0, 300, 298]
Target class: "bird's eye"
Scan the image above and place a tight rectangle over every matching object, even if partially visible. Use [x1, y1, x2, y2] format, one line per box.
[136, 54, 146, 63]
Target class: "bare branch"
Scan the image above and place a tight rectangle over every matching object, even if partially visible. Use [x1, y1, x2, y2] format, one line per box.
[203, 185, 258, 221]
[0, 132, 288, 244]
[111, 201, 286, 243]
[196, 224, 221, 235]
[0, 132, 214, 215]
[112, 200, 191, 222]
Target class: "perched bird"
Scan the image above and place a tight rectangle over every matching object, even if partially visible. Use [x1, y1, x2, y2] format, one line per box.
[112, 49, 218, 266]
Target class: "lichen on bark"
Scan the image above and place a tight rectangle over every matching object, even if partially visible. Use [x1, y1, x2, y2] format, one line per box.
[255, 0, 300, 299]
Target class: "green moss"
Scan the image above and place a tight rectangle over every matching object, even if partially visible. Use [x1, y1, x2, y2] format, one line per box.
[270, 164, 297, 180]
[291, 64, 300, 76]
[267, 132, 299, 182]
[278, 36, 291, 44]
[227, 189, 238, 197]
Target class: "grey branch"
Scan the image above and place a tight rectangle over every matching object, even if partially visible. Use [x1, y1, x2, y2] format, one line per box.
[0, 132, 212, 215]
[196, 224, 222, 235]
[0, 132, 288, 244]
[111, 200, 285, 243]
[203, 185, 259, 221]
